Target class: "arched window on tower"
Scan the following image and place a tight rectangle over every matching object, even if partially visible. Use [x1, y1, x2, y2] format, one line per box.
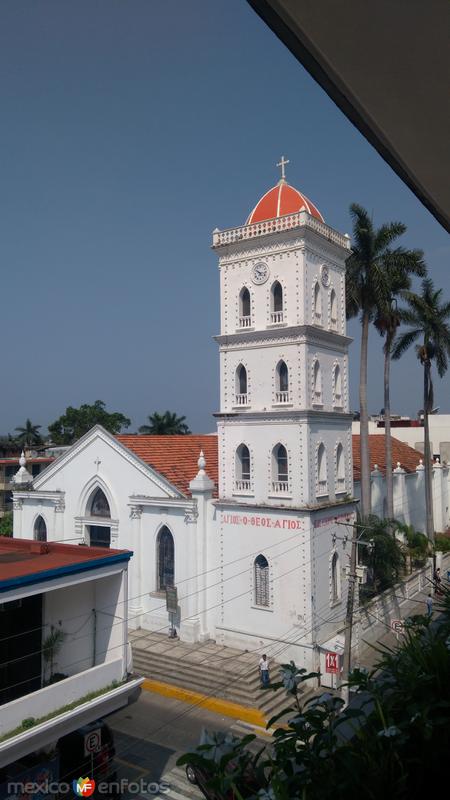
[330, 289, 337, 330]
[235, 364, 248, 406]
[317, 443, 328, 496]
[271, 281, 284, 323]
[313, 360, 322, 405]
[336, 443, 345, 493]
[275, 360, 289, 403]
[235, 444, 251, 492]
[272, 444, 289, 494]
[331, 551, 340, 603]
[88, 487, 111, 548]
[313, 282, 322, 324]
[239, 288, 251, 328]
[34, 515, 47, 542]
[254, 555, 270, 607]
[157, 526, 174, 591]
[333, 364, 342, 407]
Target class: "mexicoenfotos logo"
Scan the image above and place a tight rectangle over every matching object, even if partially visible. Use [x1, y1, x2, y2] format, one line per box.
[73, 777, 96, 797]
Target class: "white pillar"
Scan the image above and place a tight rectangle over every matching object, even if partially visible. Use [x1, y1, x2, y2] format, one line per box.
[432, 458, 444, 533]
[186, 451, 214, 642]
[128, 504, 143, 629]
[370, 464, 383, 516]
[393, 462, 406, 522]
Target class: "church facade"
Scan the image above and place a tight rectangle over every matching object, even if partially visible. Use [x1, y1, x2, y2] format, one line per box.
[13, 166, 358, 672]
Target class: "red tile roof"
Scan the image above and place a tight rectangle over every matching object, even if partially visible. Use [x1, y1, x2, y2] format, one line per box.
[0, 457, 54, 465]
[0, 538, 131, 585]
[116, 435, 219, 496]
[117, 433, 423, 495]
[352, 435, 423, 481]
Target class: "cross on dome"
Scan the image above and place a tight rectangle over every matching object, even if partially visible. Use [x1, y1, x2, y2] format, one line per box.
[276, 155, 289, 182]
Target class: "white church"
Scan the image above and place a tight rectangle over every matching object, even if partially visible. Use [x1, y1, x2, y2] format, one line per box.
[12, 163, 362, 671]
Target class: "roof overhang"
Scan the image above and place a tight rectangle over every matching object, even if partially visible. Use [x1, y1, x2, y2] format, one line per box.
[247, 0, 450, 232]
[0, 678, 143, 769]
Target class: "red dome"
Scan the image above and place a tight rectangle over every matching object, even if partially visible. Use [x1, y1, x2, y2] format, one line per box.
[246, 180, 324, 225]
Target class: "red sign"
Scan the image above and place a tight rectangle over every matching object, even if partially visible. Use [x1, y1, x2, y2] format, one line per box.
[325, 651, 340, 674]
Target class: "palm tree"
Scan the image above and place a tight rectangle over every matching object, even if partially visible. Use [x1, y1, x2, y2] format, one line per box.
[374, 254, 426, 519]
[14, 418, 42, 447]
[139, 411, 191, 435]
[392, 278, 450, 544]
[346, 204, 425, 519]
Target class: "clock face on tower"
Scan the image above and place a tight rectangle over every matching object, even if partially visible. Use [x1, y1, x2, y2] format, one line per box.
[251, 262, 270, 285]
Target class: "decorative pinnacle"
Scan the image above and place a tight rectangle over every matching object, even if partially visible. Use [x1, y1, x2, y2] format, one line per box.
[197, 450, 206, 473]
[19, 451, 26, 468]
[276, 155, 289, 183]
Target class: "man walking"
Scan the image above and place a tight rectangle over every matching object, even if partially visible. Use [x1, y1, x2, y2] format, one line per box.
[259, 654, 270, 688]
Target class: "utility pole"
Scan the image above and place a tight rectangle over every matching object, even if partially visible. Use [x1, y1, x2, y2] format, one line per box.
[341, 520, 358, 706]
[332, 520, 374, 706]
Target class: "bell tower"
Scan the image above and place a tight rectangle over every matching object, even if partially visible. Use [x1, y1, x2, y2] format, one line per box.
[212, 161, 358, 669]
[213, 160, 353, 508]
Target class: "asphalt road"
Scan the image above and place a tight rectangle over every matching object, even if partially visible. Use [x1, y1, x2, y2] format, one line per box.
[106, 690, 259, 799]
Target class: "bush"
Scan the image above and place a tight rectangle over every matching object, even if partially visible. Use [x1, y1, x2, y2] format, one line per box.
[435, 533, 450, 553]
[22, 718, 36, 729]
[0, 512, 13, 537]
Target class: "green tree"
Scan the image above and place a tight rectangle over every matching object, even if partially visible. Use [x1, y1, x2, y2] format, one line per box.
[14, 419, 42, 448]
[346, 204, 425, 518]
[0, 512, 13, 537]
[138, 411, 191, 435]
[374, 252, 426, 520]
[358, 515, 405, 601]
[48, 400, 131, 445]
[393, 278, 450, 544]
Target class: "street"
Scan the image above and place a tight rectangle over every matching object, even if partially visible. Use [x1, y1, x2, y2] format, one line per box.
[106, 690, 270, 799]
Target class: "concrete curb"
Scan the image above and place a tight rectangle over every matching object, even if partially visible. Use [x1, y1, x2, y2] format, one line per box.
[142, 678, 268, 728]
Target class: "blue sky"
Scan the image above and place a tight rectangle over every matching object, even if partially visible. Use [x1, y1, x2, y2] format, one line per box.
[1, 0, 448, 435]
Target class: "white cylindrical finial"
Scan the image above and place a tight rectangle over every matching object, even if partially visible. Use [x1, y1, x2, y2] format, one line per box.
[19, 451, 26, 468]
[397, 462, 401, 469]
[198, 450, 206, 472]
[374, 464, 378, 471]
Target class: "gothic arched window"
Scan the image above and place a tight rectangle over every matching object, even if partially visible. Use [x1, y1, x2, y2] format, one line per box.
[235, 364, 248, 405]
[314, 282, 322, 324]
[272, 444, 289, 493]
[317, 443, 327, 496]
[313, 360, 322, 404]
[239, 288, 251, 327]
[254, 555, 269, 607]
[333, 364, 342, 407]
[34, 515, 47, 542]
[336, 443, 345, 493]
[330, 289, 337, 330]
[236, 444, 251, 492]
[276, 360, 289, 403]
[331, 551, 340, 602]
[90, 488, 111, 518]
[271, 281, 284, 323]
[157, 526, 175, 591]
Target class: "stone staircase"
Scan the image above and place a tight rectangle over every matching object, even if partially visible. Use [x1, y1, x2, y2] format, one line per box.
[130, 630, 311, 721]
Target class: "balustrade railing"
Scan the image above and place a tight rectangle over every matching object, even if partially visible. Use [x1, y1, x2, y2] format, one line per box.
[316, 480, 328, 497]
[234, 393, 248, 406]
[336, 477, 346, 492]
[313, 391, 322, 404]
[270, 311, 284, 324]
[275, 391, 289, 404]
[235, 479, 252, 492]
[212, 211, 351, 250]
[271, 480, 290, 494]
[239, 316, 252, 328]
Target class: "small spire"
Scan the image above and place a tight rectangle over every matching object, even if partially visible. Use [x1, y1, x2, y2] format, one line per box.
[276, 155, 289, 183]
[19, 450, 26, 468]
[397, 461, 401, 469]
[197, 450, 206, 473]
[374, 464, 378, 471]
